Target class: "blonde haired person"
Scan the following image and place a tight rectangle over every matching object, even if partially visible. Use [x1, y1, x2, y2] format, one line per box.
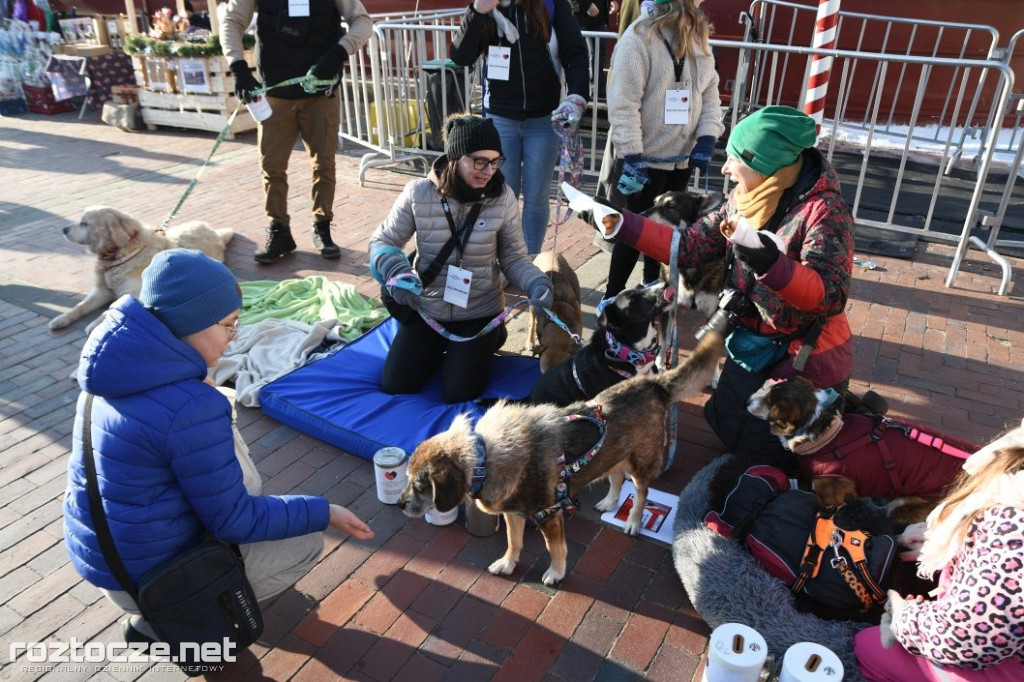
[855, 423, 1024, 682]
[598, 0, 723, 301]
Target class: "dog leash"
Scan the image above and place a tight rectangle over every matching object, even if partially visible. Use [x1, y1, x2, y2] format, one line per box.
[551, 124, 585, 235]
[660, 227, 685, 473]
[417, 299, 583, 346]
[158, 72, 339, 230]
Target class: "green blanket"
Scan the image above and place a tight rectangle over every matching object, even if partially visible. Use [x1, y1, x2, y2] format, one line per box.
[239, 277, 388, 342]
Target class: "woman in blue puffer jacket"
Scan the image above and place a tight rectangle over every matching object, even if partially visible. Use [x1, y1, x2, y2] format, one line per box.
[63, 249, 374, 643]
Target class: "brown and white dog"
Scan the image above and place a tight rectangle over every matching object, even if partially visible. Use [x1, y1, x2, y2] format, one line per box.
[747, 376, 976, 508]
[51, 206, 234, 333]
[529, 251, 583, 373]
[397, 330, 723, 586]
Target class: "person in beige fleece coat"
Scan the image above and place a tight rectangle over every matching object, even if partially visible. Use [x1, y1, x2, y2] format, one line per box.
[598, 0, 723, 301]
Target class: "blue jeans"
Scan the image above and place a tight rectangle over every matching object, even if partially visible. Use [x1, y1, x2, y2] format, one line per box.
[488, 114, 560, 254]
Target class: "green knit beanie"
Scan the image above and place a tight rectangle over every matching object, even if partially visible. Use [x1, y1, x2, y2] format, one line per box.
[726, 106, 818, 176]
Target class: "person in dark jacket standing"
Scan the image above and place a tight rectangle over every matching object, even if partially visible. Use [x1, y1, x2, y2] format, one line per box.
[586, 106, 854, 474]
[63, 249, 374, 643]
[368, 115, 554, 403]
[450, 0, 590, 255]
[221, 0, 372, 263]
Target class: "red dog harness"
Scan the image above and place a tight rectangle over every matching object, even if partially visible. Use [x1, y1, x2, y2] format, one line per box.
[532, 407, 607, 524]
[799, 414, 979, 499]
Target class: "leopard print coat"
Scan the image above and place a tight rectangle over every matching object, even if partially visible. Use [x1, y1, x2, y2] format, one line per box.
[893, 506, 1024, 669]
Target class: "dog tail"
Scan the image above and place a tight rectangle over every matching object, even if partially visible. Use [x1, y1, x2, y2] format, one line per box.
[664, 330, 724, 403]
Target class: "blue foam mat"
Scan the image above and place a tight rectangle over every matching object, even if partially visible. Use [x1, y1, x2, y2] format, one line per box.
[259, 318, 541, 460]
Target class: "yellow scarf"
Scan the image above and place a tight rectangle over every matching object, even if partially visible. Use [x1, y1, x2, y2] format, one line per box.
[733, 157, 803, 228]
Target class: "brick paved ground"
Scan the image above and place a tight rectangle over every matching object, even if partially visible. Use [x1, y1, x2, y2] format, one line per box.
[1, 109, 1023, 682]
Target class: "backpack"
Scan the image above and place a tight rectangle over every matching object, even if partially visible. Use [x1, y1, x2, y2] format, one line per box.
[704, 465, 898, 612]
[798, 414, 978, 500]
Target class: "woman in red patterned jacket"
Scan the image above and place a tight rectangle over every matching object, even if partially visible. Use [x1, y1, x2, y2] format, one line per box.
[590, 106, 854, 474]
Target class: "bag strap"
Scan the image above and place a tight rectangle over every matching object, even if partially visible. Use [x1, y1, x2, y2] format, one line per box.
[81, 393, 141, 602]
[421, 202, 483, 288]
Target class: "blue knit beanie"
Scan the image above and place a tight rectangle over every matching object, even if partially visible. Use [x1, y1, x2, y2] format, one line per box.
[140, 249, 242, 337]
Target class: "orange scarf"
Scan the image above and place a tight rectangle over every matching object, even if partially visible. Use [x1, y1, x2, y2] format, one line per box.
[733, 157, 803, 229]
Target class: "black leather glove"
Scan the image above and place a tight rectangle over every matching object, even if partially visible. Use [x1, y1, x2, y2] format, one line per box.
[312, 44, 348, 81]
[733, 231, 781, 276]
[229, 60, 261, 104]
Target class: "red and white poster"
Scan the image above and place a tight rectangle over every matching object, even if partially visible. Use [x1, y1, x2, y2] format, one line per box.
[600, 481, 678, 545]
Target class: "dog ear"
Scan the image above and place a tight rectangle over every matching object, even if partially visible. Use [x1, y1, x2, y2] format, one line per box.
[700, 192, 725, 215]
[104, 208, 140, 249]
[429, 459, 466, 513]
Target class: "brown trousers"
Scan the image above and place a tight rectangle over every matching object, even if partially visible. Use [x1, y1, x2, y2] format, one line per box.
[258, 94, 340, 226]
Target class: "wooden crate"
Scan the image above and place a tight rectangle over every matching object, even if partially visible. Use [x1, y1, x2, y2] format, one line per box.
[138, 89, 256, 139]
[131, 51, 257, 138]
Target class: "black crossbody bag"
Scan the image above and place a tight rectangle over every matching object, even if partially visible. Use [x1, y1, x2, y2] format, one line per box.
[381, 201, 482, 324]
[81, 393, 263, 677]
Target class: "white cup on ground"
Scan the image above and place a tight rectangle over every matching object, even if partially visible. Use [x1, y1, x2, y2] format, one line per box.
[425, 505, 458, 526]
[779, 642, 844, 682]
[701, 622, 767, 682]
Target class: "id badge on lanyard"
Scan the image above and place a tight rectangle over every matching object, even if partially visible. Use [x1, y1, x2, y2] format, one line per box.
[487, 45, 512, 81]
[444, 266, 472, 308]
[288, 0, 310, 17]
[665, 89, 690, 125]
[661, 37, 689, 125]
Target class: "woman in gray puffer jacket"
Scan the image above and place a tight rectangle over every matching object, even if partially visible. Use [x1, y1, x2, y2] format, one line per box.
[369, 115, 553, 403]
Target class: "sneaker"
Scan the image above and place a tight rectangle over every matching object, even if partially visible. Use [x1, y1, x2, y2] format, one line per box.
[312, 220, 340, 259]
[254, 222, 296, 263]
[121, 616, 157, 646]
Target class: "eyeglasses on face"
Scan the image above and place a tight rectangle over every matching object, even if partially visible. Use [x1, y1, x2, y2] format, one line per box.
[467, 155, 505, 170]
[218, 320, 239, 340]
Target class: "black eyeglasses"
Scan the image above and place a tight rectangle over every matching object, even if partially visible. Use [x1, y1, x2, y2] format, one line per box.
[467, 155, 505, 170]
[218, 320, 239, 340]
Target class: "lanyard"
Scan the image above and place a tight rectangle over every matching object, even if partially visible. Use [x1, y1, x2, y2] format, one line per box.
[439, 197, 480, 261]
[662, 37, 685, 83]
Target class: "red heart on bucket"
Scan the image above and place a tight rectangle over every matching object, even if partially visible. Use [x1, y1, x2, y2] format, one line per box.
[463, 278, 470, 284]
[385, 471, 397, 480]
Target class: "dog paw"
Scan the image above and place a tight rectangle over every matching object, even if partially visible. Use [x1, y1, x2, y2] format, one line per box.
[49, 315, 71, 331]
[488, 558, 516, 576]
[541, 567, 565, 586]
[594, 495, 618, 513]
[621, 518, 642, 536]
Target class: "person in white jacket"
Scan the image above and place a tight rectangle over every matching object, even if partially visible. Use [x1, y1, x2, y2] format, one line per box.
[598, 0, 723, 301]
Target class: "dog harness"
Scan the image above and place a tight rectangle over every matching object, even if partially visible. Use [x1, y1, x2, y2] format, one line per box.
[793, 509, 887, 612]
[531, 407, 608, 524]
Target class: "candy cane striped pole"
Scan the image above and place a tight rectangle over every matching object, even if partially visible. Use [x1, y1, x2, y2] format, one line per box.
[803, 0, 841, 134]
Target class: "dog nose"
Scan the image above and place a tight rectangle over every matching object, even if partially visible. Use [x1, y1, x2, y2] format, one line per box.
[396, 498, 406, 510]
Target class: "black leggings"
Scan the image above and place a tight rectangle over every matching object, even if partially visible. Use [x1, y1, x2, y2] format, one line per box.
[380, 313, 506, 404]
[604, 166, 693, 299]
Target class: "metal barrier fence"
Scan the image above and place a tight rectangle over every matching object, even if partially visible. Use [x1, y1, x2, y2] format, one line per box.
[338, 7, 1021, 294]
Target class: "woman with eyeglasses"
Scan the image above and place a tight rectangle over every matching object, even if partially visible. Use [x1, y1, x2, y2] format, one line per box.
[63, 249, 374, 645]
[369, 114, 554, 403]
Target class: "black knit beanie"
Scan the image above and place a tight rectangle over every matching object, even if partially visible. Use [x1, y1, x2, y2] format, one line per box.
[444, 115, 503, 160]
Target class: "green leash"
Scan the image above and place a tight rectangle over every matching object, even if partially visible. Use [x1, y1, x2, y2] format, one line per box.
[158, 71, 339, 230]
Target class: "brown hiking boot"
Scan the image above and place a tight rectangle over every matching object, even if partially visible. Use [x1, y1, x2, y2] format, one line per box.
[312, 220, 340, 259]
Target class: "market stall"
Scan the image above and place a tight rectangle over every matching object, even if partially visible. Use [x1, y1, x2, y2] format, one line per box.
[122, 0, 257, 138]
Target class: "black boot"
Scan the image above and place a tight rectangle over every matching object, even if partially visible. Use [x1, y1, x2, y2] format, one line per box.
[312, 220, 340, 259]
[254, 222, 296, 263]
